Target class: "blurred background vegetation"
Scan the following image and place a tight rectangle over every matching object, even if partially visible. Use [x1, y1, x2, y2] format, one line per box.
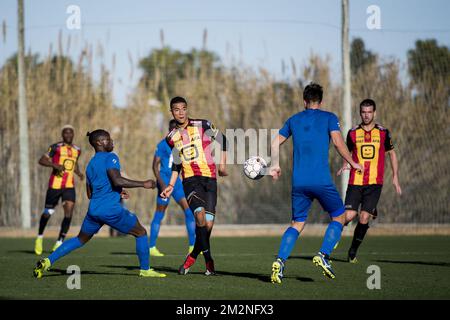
[0, 35, 449, 227]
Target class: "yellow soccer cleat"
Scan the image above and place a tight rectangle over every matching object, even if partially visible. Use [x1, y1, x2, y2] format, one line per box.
[33, 258, 51, 279]
[312, 252, 336, 279]
[52, 240, 63, 252]
[139, 268, 167, 278]
[270, 259, 285, 284]
[149, 247, 165, 257]
[34, 237, 43, 255]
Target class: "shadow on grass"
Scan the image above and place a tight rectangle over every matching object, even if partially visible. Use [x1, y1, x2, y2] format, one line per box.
[289, 255, 348, 263]
[9, 250, 40, 255]
[109, 252, 134, 255]
[46, 268, 135, 277]
[374, 259, 450, 268]
[100, 264, 315, 283]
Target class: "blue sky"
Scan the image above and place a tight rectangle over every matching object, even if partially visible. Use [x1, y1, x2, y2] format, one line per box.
[1, 0, 449, 106]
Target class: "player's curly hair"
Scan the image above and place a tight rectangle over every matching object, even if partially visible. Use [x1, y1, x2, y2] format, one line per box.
[170, 96, 187, 108]
[303, 82, 323, 104]
[86, 129, 109, 147]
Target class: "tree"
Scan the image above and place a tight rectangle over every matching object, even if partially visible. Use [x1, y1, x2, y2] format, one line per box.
[350, 38, 377, 75]
[138, 47, 220, 103]
[407, 39, 450, 97]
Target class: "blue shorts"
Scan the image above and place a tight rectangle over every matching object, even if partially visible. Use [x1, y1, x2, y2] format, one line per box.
[156, 172, 185, 206]
[291, 185, 345, 222]
[81, 206, 138, 235]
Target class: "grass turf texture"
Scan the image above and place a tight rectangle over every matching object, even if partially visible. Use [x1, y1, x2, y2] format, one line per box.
[1, 236, 449, 299]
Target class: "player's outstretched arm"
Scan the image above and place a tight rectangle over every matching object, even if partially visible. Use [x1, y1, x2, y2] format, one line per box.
[160, 170, 179, 198]
[330, 131, 364, 173]
[269, 134, 287, 180]
[387, 150, 402, 195]
[107, 168, 155, 189]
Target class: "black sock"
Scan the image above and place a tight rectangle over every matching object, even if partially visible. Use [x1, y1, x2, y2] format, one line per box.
[349, 222, 369, 256]
[191, 226, 212, 261]
[57, 216, 72, 242]
[38, 213, 51, 235]
[204, 228, 213, 263]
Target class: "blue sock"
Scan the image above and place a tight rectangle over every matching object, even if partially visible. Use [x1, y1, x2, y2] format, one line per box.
[136, 235, 150, 270]
[149, 211, 164, 247]
[320, 221, 344, 256]
[277, 227, 300, 262]
[48, 237, 83, 265]
[184, 208, 196, 246]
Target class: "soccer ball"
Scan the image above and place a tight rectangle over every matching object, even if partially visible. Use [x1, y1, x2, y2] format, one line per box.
[243, 156, 267, 180]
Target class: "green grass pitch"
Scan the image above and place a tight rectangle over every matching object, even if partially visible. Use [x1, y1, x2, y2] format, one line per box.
[1, 236, 449, 299]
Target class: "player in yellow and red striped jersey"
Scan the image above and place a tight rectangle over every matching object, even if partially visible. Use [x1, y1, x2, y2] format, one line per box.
[34, 125, 84, 255]
[337, 99, 402, 263]
[160, 96, 228, 276]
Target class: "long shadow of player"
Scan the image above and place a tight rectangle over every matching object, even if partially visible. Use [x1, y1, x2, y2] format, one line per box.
[289, 255, 348, 263]
[9, 250, 37, 255]
[374, 259, 450, 268]
[46, 268, 136, 277]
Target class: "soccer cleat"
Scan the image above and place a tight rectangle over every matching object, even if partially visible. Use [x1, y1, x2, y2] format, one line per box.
[52, 240, 63, 252]
[178, 255, 196, 275]
[34, 237, 43, 255]
[348, 257, 358, 264]
[33, 258, 51, 279]
[139, 268, 167, 278]
[348, 248, 358, 263]
[149, 247, 165, 257]
[205, 260, 216, 276]
[270, 258, 285, 284]
[313, 252, 336, 279]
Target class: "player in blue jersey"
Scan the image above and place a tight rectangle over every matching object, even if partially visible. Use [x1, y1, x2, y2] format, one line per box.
[149, 120, 196, 256]
[269, 83, 363, 283]
[33, 129, 166, 278]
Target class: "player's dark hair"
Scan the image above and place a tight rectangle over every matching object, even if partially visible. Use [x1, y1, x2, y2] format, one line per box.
[170, 96, 187, 108]
[168, 119, 177, 131]
[360, 99, 376, 111]
[303, 82, 323, 104]
[86, 129, 109, 147]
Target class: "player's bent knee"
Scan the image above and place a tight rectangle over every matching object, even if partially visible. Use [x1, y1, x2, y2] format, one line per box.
[42, 208, 55, 217]
[345, 210, 358, 223]
[290, 221, 305, 232]
[77, 232, 93, 244]
[333, 213, 346, 225]
[193, 207, 206, 226]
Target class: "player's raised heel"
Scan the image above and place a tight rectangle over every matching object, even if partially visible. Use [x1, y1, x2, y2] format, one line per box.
[33, 258, 51, 279]
[270, 258, 284, 284]
[52, 240, 63, 252]
[178, 255, 196, 275]
[312, 252, 336, 279]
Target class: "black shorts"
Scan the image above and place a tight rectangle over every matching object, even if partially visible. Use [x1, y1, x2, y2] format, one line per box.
[344, 184, 382, 218]
[44, 188, 76, 208]
[183, 176, 217, 216]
